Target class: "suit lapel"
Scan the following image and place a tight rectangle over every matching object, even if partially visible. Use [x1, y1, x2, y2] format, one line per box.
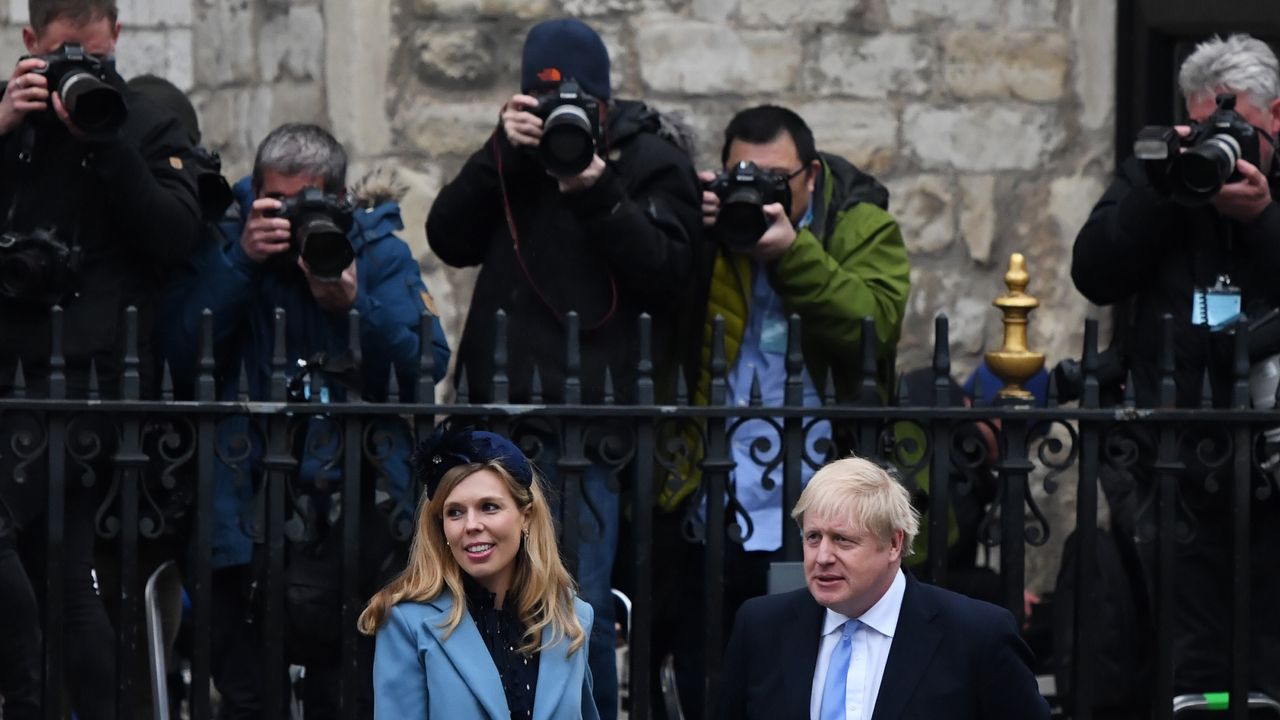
[870, 577, 942, 720]
[781, 591, 826, 715]
[532, 622, 572, 720]
[419, 597, 512, 720]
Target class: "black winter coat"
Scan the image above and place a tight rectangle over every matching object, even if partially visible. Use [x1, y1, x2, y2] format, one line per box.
[1072, 155, 1280, 410]
[0, 70, 201, 399]
[427, 99, 701, 404]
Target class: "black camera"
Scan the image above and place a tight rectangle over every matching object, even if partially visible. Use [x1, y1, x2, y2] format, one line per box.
[1051, 347, 1127, 405]
[266, 188, 355, 281]
[707, 160, 792, 249]
[531, 79, 602, 178]
[24, 43, 127, 139]
[1134, 93, 1260, 206]
[0, 228, 80, 306]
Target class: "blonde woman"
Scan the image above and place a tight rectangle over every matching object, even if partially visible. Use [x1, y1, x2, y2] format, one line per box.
[359, 429, 598, 719]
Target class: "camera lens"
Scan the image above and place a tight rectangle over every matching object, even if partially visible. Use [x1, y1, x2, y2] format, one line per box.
[539, 104, 595, 177]
[715, 187, 769, 249]
[59, 71, 127, 134]
[0, 253, 42, 300]
[1169, 134, 1240, 202]
[296, 214, 355, 281]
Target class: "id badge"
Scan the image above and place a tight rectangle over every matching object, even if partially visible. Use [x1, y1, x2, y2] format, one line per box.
[1191, 275, 1242, 331]
[760, 315, 789, 355]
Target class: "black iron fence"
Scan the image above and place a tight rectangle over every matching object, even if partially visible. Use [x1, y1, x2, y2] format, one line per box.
[1, 303, 1277, 720]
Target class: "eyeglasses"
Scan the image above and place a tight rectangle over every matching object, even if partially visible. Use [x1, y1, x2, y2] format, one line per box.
[769, 166, 808, 183]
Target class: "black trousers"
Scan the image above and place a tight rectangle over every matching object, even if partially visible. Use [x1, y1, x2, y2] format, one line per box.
[0, 486, 117, 720]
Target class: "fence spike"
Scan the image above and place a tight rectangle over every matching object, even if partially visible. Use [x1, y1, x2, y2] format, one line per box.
[87, 358, 100, 401]
[417, 310, 436, 403]
[1159, 314, 1176, 409]
[49, 305, 65, 400]
[160, 359, 173, 401]
[932, 314, 950, 406]
[12, 357, 25, 399]
[971, 368, 985, 406]
[709, 316, 727, 407]
[676, 364, 689, 406]
[784, 314, 803, 407]
[270, 308, 287, 403]
[493, 309, 508, 403]
[858, 316, 878, 404]
[1233, 314, 1251, 409]
[237, 359, 251, 403]
[387, 362, 401, 403]
[1200, 367, 1213, 409]
[564, 311, 581, 404]
[1081, 317, 1099, 409]
[822, 367, 836, 406]
[1123, 369, 1136, 407]
[530, 364, 543, 404]
[748, 370, 762, 407]
[636, 313, 654, 405]
[122, 306, 140, 400]
[456, 364, 470, 404]
[603, 364, 615, 405]
[1045, 369, 1059, 408]
[896, 372, 912, 407]
[197, 308, 215, 402]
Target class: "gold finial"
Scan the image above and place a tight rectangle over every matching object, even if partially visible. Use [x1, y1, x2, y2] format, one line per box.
[983, 253, 1045, 403]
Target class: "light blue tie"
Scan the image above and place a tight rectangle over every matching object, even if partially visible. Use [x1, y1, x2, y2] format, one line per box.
[820, 620, 858, 720]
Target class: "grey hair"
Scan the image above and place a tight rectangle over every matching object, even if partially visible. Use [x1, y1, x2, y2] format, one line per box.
[1178, 34, 1280, 110]
[251, 123, 347, 195]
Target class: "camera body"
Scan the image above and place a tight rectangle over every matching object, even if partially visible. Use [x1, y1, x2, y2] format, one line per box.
[530, 79, 602, 178]
[0, 228, 79, 306]
[1134, 93, 1260, 206]
[265, 188, 355, 281]
[24, 43, 127, 139]
[707, 160, 793, 249]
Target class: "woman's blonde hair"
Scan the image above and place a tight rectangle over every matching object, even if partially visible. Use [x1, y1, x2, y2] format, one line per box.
[357, 461, 585, 655]
[790, 456, 920, 555]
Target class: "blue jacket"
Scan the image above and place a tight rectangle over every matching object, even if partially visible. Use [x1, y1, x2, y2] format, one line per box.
[373, 593, 599, 720]
[160, 177, 451, 569]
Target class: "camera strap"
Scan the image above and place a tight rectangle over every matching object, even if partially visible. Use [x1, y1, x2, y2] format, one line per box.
[490, 131, 619, 332]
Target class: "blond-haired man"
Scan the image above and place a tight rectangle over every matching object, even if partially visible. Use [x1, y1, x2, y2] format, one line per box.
[719, 456, 1048, 720]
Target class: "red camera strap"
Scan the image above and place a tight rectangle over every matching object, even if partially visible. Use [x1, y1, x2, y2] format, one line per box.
[491, 130, 619, 333]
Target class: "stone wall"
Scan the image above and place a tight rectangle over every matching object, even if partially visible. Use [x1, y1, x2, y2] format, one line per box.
[1, 0, 1119, 590]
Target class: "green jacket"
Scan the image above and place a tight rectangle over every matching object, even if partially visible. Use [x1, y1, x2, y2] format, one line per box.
[659, 153, 910, 510]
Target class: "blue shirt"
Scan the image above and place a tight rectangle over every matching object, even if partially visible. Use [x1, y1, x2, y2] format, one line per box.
[724, 201, 831, 552]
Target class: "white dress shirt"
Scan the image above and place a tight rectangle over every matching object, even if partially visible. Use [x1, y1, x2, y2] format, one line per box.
[809, 569, 907, 720]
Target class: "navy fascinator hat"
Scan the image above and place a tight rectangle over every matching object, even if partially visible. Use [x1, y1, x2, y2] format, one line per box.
[413, 427, 534, 499]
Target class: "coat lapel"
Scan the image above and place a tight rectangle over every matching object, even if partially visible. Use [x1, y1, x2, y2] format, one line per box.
[419, 596, 512, 720]
[781, 591, 825, 715]
[870, 577, 942, 720]
[531, 622, 572, 720]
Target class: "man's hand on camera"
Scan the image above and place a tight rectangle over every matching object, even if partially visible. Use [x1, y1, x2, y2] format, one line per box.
[746, 202, 796, 263]
[698, 170, 719, 228]
[557, 154, 606, 194]
[502, 94, 543, 149]
[1213, 159, 1273, 222]
[300, 256, 357, 313]
[51, 92, 89, 141]
[241, 198, 292, 263]
[0, 58, 49, 136]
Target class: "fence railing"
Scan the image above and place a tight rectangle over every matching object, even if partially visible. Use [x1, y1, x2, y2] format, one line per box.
[1, 300, 1276, 720]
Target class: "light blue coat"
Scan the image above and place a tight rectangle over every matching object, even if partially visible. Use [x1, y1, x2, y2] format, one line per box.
[373, 592, 600, 720]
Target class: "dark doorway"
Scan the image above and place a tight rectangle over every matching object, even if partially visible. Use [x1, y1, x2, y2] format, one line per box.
[1115, 0, 1280, 165]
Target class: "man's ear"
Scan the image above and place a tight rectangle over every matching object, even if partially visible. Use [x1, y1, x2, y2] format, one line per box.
[111, 21, 121, 46]
[1268, 96, 1280, 137]
[805, 158, 821, 195]
[887, 529, 905, 561]
[22, 26, 38, 54]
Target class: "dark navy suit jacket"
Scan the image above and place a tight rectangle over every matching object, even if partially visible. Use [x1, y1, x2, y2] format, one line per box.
[718, 574, 1049, 719]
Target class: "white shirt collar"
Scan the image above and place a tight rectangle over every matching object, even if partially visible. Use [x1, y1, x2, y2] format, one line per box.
[819, 568, 906, 639]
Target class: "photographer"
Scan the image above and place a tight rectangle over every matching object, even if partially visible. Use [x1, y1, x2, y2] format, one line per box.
[426, 18, 701, 719]
[1071, 34, 1280, 702]
[159, 123, 451, 718]
[655, 105, 908, 716]
[0, 1, 202, 718]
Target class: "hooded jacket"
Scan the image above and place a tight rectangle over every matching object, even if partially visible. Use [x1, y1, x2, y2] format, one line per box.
[659, 152, 910, 510]
[159, 174, 451, 568]
[427, 99, 702, 404]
